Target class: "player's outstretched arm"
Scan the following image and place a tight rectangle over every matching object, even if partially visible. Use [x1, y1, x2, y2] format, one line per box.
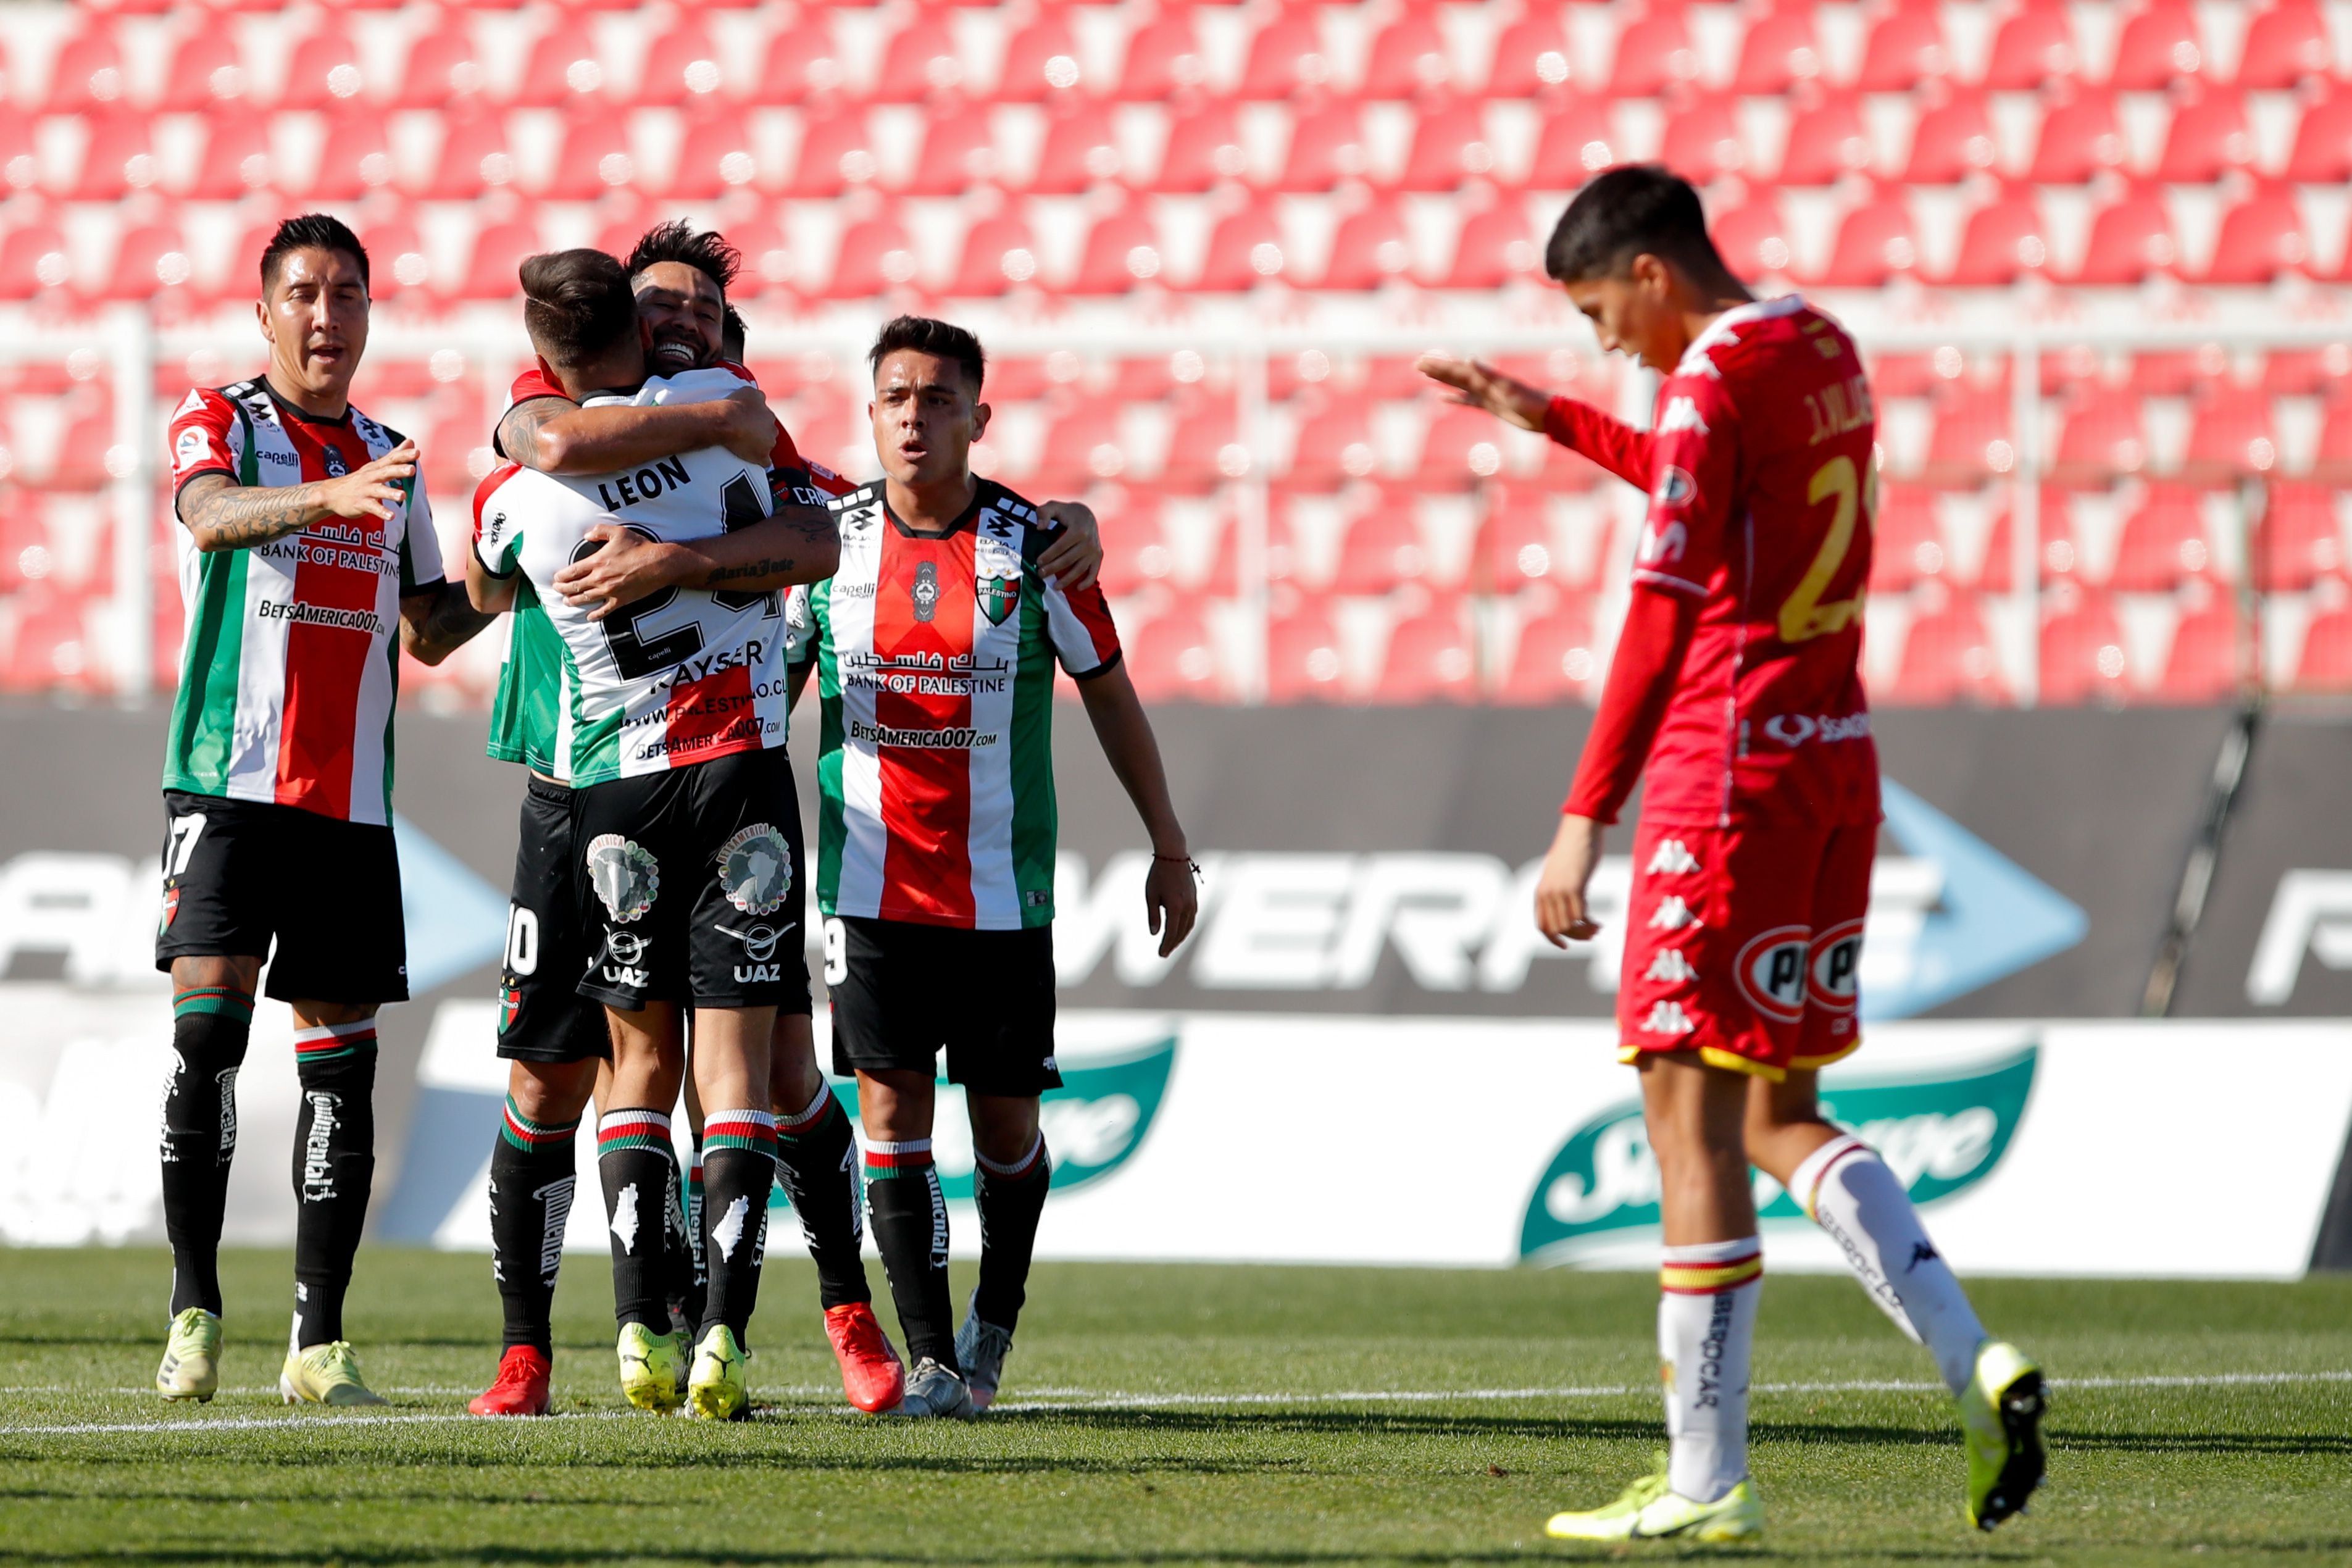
[400, 580, 498, 665]
[464, 543, 518, 615]
[177, 442, 419, 552]
[498, 388, 778, 475]
[1075, 663, 1198, 957]
[1415, 354, 1656, 487]
[551, 503, 841, 620]
[1032, 502, 1104, 593]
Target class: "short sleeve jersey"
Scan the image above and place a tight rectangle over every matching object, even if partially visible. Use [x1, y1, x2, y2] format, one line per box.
[471, 369, 798, 786]
[162, 380, 443, 826]
[793, 478, 1122, 931]
[1629, 294, 1881, 828]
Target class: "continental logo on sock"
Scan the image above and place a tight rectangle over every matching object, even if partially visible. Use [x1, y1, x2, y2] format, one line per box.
[1518, 1045, 2038, 1265]
[1660, 1253, 1763, 1295]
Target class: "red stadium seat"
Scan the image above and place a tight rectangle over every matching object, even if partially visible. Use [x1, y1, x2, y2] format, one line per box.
[1114, 12, 1207, 101]
[1527, 97, 1618, 188]
[4, 604, 101, 694]
[1420, 404, 1511, 488]
[2072, 188, 2179, 283]
[1378, 607, 1477, 703]
[1608, 12, 1699, 99]
[1287, 388, 1380, 485]
[1922, 385, 2014, 483]
[1195, 195, 1290, 291]
[786, 106, 878, 198]
[40, 27, 125, 115]
[1321, 196, 1414, 290]
[1277, 100, 1369, 192]
[2154, 90, 2254, 184]
[1028, 100, 1122, 193]
[2040, 591, 2130, 706]
[870, 15, 972, 103]
[1035, 402, 1127, 490]
[180, 110, 274, 198]
[1069, 203, 1164, 294]
[2156, 601, 2239, 703]
[540, 100, 637, 199]
[1162, 399, 1243, 488]
[446, 219, 540, 302]
[1398, 99, 1495, 191]
[417, 99, 516, 198]
[2112, 485, 2214, 590]
[2316, 396, 2352, 475]
[1091, 493, 1174, 598]
[1660, 94, 1751, 184]
[2261, 347, 2349, 396]
[1944, 188, 2048, 285]
[507, 31, 603, 108]
[1888, 599, 2006, 705]
[1903, 91, 1998, 184]
[305, 106, 394, 199]
[1124, 607, 1222, 701]
[1485, 12, 1574, 98]
[93, 222, 193, 301]
[2204, 187, 2311, 283]
[395, 30, 486, 111]
[2253, 484, 2346, 588]
[2109, 1, 2208, 90]
[1982, 7, 2079, 90]
[2238, 2, 2335, 88]
[1475, 487, 1565, 592]
[1732, 12, 1823, 95]
[1869, 484, 1945, 592]
[1714, 192, 1794, 281]
[1778, 91, 1871, 185]
[751, 12, 845, 105]
[156, 29, 248, 112]
[2285, 89, 2352, 182]
[1363, 12, 1456, 98]
[1497, 601, 1599, 704]
[1445, 195, 1540, 288]
[1330, 508, 1429, 596]
[2183, 394, 2279, 478]
[1154, 99, 1246, 192]
[638, 20, 726, 107]
[1856, 7, 1950, 92]
[2294, 603, 2352, 689]
[949, 211, 1041, 297]
[1815, 189, 1918, 288]
[1236, 10, 1330, 100]
[2029, 90, 2126, 183]
[900, 100, 998, 194]
[356, 211, 430, 302]
[65, 109, 155, 200]
[277, 25, 362, 111]
[825, 207, 919, 298]
[998, 12, 1085, 102]
[666, 107, 762, 199]
[720, 214, 797, 300]
[2054, 386, 2150, 479]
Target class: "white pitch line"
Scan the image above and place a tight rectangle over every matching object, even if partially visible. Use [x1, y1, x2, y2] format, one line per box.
[0, 1369, 2341, 1435]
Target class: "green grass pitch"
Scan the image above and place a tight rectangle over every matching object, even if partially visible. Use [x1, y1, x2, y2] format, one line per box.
[0, 1249, 2346, 1566]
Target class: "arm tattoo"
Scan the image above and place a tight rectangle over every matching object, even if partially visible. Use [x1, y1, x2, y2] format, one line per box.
[499, 399, 565, 473]
[179, 475, 327, 550]
[403, 582, 497, 659]
[704, 557, 797, 585]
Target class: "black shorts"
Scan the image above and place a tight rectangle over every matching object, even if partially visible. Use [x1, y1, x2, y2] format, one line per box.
[574, 746, 812, 1012]
[496, 777, 611, 1063]
[154, 790, 409, 1004]
[825, 915, 1061, 1096]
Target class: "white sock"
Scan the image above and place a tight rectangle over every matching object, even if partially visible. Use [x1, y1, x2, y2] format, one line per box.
[1791, 1133, 1986, 1394]
[1658, 1238, 1761, 1504]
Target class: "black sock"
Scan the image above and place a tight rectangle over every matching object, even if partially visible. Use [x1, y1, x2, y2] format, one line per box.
[488, 1097, 579, 1356]
[866, 1140, 954, 1367]
[161, 985, 252, 1318]
[774, 1086, 870, 1309]
[698, 1111, 778, 1342]
[290, 1024, 378, 1349]
[973, 1135, 1051, 1335]
[596, 1108, 675, 1332]
[666, 1136, 707, 1335]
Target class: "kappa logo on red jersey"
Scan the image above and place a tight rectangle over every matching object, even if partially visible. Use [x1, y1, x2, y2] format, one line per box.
[1735, 925, 1812, 1022]
[1658, 397, 1710, 435]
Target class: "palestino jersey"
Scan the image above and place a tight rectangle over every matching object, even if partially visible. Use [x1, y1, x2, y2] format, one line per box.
[1589, 294, 1882, 828]
[162, 379, 443, 826]
[470, 367, 802, 786]
[793, 478, 1122, 931]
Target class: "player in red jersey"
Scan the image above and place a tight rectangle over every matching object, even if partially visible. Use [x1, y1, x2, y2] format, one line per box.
[1422, 167, 2044, 1540]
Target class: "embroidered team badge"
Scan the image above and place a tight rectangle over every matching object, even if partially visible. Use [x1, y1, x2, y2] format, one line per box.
[911, 561, 940, 622]
[497, 983, 521, 1034]
[977, 572, 1019, 625]
[585, 835, 659, 922]
[159, 884, 181, 932]
[718, 824, 793, 915]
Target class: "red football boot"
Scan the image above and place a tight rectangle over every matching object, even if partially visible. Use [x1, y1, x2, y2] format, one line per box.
[824, 1302, 906, 1414]
[468, 1346, 553, 1416]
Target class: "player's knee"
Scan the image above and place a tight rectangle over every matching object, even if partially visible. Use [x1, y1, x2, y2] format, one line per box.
[508, 1059, 596, 1123]
[967, 1096, 1040, 1167]
[172, 954, 262, 994]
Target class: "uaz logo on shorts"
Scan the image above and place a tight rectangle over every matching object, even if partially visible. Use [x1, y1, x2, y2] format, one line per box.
[601, 928, 651, 988]
[1734, 925, 1811, 1023]
[717, 922, 785, 983]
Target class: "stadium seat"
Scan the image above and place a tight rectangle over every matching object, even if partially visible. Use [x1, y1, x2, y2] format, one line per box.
[66, 109, 155, 200]
[997, 11, 1084, 102]
[1496, 601, 1599, 704]
[1888, 599, 2006, 705]
[2183, 394, 2279, 478]
[1278, 100, 1369, 191]
[1236, 10, 1330, 100]
[394, 28, 486, 111]
[1608, 12, 1698, 100]
[2054, 386, 2150, 480]
[1036, 402, 1128, 489]
[356, 211, 430, 301]
[901, 100, 999, 194]
[722, 214, 797, 299]
[1069, 202, 1164, 293]
[277, 24, 362, 111]
[1029, 100, 1122, 193]
[1816, 188, 1919, 288]
[418, 99, 514, 198]
[1778, 91, 1872, 185]
[2029, 89, 2126, 183]
[1869, 483, 1945, 592]
[826, 206, 919, 298]
[666, 107, 762, 199]
[1527, 96, 1617, 188]
[1420, 404, 1511, 488]
[1378, 607, 1477, 703]
[2204, 186, 2311, 282]
[1330, 507, 1430, 596]
[2318, 397, 2352, 477]
[1162, 399, 1243, 488]
[2154, 90, 2254, 184]
[2253, 483, 2347, 588]
[4, 604, 99, 694]
[2261, 346, 2348, 396]
[949, 211, 1041, 296]
[540, 100, 637, 199]
[1362, 12, 1455, 99]
[1287, 386, 1379, 485]
[1154, 99, 1246, 192]
[446, 218, 541, 302]
[1903, 91, 1998, 185]
[870, 15, 972, 103]
[2072, 188, 2179, 283]
[637, 20, 726, 107]
[2128, 346, 2224, 396]
[1093, 494, 1175, 598]
[1114, 12, 1207, 101]
[2286, 88, 2352, 182]
[1398, 99, 1495, 191]
[1732, 11, 1822, 96]
[507, 30, 603, 108]
[1711, 193, 1793, 281]
[1486, 12, 1575, 98]
[2109, 1, 2208, 90]
[1124, 607, 1222, 701]
[1320, 196, 1414, 290]
[1856, 6, 1951, 92]
[91, 222, 192, 302]
[157, 28, 247, 113]
[1982, 7, 2079, 90]
[2238, 2, 2335, 88]
[751, 12, 845, 104]
[306, 106, 394, 199]
[2293, 603, 2352, 688]
[1660, 95, 1751, 185]
[1195, 195, 1289, 291]
[1943, 187, 2048, 285]
[787, 106, 878, 198]
[1922, 384, 2015, 483]
[1265, 604, 1348, 703]
[1443, 195, 1540, 288]
[2156, 601, 2240, 702]
[2112, 485, 2214, 590]
[39, 27, 125, 115]
[1473, 486, 1565, 592]
[2039, 592, 2130, 705]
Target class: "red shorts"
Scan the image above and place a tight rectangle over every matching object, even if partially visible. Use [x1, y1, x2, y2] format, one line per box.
[1614, 819, 1874, 1080]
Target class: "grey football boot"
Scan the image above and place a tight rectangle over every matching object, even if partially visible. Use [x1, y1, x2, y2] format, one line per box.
[893, 1356, 975, 1419]
[954, 1289, 1014, 1412]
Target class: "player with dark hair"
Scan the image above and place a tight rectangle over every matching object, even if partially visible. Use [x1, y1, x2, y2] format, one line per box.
[1419, 165, 2045, 1541]
[154, 213, 493, 1407]
[788, 315, 1198, 1417]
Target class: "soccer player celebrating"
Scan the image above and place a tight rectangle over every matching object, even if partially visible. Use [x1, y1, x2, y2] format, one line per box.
[1419, 167, 2046, 1540]
[791, 317, 1197, 1417]
[154, 214, 493, 1406]
[469, 249, 840, 1420]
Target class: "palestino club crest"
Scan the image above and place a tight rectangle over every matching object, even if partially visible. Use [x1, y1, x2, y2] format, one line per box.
[719, 824, 793, 915]
[977, 572, 1020, 626]
[585, 835, 659, 923]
